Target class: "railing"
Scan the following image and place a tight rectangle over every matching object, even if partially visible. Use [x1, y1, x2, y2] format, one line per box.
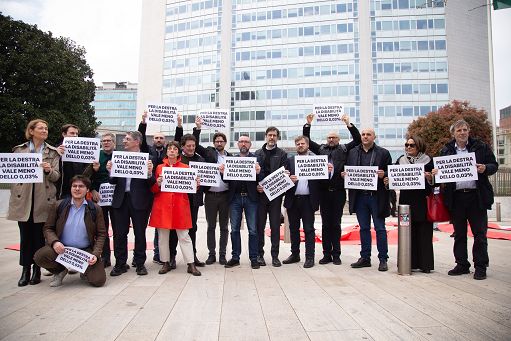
[490, 167, 511, 196]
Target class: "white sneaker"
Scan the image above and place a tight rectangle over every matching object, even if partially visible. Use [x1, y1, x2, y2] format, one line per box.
[49, 269, 68, 287]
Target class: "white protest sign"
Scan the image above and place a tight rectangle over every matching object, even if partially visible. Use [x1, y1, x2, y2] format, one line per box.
[62, 137, 100, 163]
[223, 157, 257, 181]
[0, 153, 43, 183]
[111, 151, 149, 179]
[433, 153, 478, 184]
[56, 247, 93, 274]
[388, 164, 425, 190]
[313, 103, 344, 125]
[161, 167, 197, 193]
[98, 183, 116, 206]
[199, 109, 229, 130]
[259, 166, 294, 201]
[146, 103, 177, 125]
[344, 165, 379, 190]
[295, 155, 329, 180]
[189, 161, 221, 187]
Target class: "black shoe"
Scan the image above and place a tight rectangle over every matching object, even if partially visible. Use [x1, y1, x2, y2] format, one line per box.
[18, 266, 31, 287]
[272, 258, 282, 267]
[224, 259, 240, 268]
[319, 256, 332, 265]
[282, 254, 300, 264]
[158, 262, 172, 275]
[251, 259, 260, 269]
[29, 265, 41, 285]
[219, 255, 227, 265]
[169, 256, 177, 270]
[378, 259, 388, 272]
[450, 232, 456, 238]
[473, 267, 487, 280]
[422, 269, 431, 274]
[205, 255, 216, 265]
[187, 263, 201, 276]
[153, 257, 164, 265]
[131, 260, 136, 267]
[448, 264, 470, 276]
[136, 265, 148, 276]
[194, 256, 205, 267]
[351, 258, 371, 268]
[110, 264, 129, 276]
[332, 256, 342, 265]
[257, 256, 266, 266]
[303, 259, 314, 268]
[103, 259, 112, 268]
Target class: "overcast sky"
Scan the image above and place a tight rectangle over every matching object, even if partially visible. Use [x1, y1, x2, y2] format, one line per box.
[1, 0, 510, 114]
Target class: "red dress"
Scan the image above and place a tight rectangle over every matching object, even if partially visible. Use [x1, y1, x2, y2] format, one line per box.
[149, 158, 192, 230]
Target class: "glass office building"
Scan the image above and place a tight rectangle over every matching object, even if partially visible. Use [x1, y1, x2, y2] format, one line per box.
[138, 0, 492, 156]
[93, 82, 138, 132]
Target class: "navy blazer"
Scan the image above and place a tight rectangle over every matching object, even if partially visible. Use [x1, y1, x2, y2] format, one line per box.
[283, 155, 321, 212]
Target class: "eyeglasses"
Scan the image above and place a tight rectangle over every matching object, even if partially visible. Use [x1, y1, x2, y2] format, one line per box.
[101, 139, 113, 143]
[405, 143, 416, 148]
[214, 140, 226, 144]
[71, 184, 86, 189]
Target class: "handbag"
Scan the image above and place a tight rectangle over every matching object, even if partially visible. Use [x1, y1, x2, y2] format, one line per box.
[426, 192, 450, 222]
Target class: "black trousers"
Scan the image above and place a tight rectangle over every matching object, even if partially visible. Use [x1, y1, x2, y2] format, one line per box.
[112, 193, 150, 267]
[19, 218, 45, 267]
[411, 220, 434, 271]
[319, 189, 346, 258]
[204, 191, 229, 257]
[287, 196, 316, 259]
[101, 206, 113, 262]
[257, 194, 283, 258]
[169, 203, 199, 256]
[452, 191, 489, 269]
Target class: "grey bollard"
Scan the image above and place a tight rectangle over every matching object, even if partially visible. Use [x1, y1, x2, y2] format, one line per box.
[496, 202, 501, 222]
[397, 204, 411, 275]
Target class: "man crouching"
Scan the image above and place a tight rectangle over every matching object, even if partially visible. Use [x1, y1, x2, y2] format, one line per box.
[34, 175, 106, 287]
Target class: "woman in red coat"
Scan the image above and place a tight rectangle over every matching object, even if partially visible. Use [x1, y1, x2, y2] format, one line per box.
[149, 141, 201, 276]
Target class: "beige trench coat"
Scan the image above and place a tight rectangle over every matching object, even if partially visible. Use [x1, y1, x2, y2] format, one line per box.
[7, 142, 60, 223]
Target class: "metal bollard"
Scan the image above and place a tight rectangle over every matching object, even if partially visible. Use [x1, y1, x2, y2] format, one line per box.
[496, 202, 501, 222]
[397, 204, 411, 275]
[283, 207, 291, 243]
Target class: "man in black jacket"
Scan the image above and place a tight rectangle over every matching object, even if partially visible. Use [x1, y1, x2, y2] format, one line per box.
[344, 128, 392, 272]
[56, 124, 88, 199]
[255, 126, 289, 267]
[303, 113, 361, 265]
[433, 119, 498, 280]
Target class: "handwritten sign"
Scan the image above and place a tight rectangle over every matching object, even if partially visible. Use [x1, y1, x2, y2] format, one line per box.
[344, 165, 378, 190]
[223, 157, 257, 181]
[189, 161, 221, 187]
[62, 137, 100, 163]
[295, 155, 329, 180]
[0, 153, 43, 183]
[111, 151, 149, 179]
[199, 109, 229, 130]
[433, 153, 478, 184]
[98, 183, 116, 206]
[387, 164, 425, 190]
[146, 103, 177, 125]
[259, 166, 294, 201]
[313, 103, 344, 125]
[161, 167, 197, 193]
[56, 247, 93, 274]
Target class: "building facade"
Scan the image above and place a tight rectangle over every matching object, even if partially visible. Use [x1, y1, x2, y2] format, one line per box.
[497, 105, 511, 167]
[93, 82, 138, 133]
[138, 0, 493, 157]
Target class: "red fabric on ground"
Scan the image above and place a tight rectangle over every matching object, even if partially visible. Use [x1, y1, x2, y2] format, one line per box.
[437, 223, 511, 240]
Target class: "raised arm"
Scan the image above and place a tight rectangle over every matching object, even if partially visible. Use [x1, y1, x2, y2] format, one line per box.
[302, 113, 321, 154]
[138, 111, 149, 153]
[342, 114, 361, 151]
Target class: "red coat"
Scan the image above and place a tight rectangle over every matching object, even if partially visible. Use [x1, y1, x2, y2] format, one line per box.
[149, 158, 192, 230]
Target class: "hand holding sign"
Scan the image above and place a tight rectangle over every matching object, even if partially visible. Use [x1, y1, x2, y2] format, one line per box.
[146, 103, 177, 126]
[433, 153, 478, 183]
[0, 153, 44, 183]
[313, 103, 345, 125]
[259, 167, 294, 201]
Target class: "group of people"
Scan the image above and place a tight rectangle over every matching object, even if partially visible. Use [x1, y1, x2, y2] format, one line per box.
[8, 114, 498, 289]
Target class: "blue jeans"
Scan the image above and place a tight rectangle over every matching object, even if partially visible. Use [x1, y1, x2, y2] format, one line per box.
[355, 193, 388, 260]
[230, 194, 258, 261]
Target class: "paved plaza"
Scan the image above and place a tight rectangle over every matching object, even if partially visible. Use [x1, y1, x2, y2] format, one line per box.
[0, 211, 510, 341]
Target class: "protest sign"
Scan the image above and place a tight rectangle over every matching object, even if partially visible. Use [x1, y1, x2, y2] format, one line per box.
[387, 164, 425, 190]
[146, 103, 177, 125]
[344, 165, 378, 190]
[199, 109, 229, 130]
[0, 153, 43, 183]
[313, 103, 344, 125]
[111, 151, 149, 179]
[294, 155, 329, 180]
[189, 161, 221, 187]
[259, 166, 294, 201]
[433, 153, 478, 184]
[56, 247, 93, 274]
[223, 157, 257, 181]
[98, 183, 116, 206]
[62, 137, 100, 163]
[161, 167, 197, 193]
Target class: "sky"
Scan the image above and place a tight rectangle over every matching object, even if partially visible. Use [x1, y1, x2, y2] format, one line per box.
[1, 0, 510, 114]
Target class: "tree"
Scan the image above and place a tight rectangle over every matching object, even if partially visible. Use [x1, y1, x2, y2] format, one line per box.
[407, 100, 493, 157]
[0, 14, 99, 152]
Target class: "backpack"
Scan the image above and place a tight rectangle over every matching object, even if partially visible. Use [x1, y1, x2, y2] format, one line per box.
[57, 197, 97, 222]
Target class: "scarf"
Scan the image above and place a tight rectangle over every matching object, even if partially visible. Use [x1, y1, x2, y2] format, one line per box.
[398, 152, 431, 165]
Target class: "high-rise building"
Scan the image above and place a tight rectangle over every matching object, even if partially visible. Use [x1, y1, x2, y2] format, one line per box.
[138, 0, 493, 157]
[93, 82, 138, 133]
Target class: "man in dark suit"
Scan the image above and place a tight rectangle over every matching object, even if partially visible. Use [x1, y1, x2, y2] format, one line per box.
[283, 136, 332, 268]
[107, 131, 155, 276]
